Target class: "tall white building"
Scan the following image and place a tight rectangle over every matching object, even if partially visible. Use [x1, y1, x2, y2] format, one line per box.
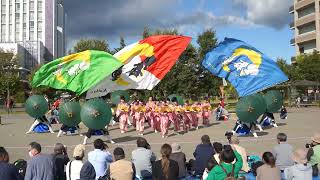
[0, 0, 65, 70]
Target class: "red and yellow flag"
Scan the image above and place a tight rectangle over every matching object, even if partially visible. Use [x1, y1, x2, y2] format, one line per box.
[86, 35, 191, 99]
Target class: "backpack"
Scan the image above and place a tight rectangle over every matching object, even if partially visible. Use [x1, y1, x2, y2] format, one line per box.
[219, 164, 236, 180]
[13, 159, 27, 177]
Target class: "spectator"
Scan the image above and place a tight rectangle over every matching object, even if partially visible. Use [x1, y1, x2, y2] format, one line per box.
[284, 148, 312, 180]
[256, 152, 281, 180]
[80, 161, 96, 180]
[212, 142, 223, 164]
[24, 142, 55, 180]
[88, 139, 113, 180]
[193, 135, 215, 175]
[152, 144, 179, 180]
[169, 143, 187, 179]
[0, 147, 23, 180]
[104, 147, 135, 180]
[206, 145, 243, 180]
[272, 133, 294, 171]
[66, 144, 85, 180]
[307, 132, 320, 176]
[132, 137, 156, 179]
[202, 158, 218, 180]
[53, 143, 69, 180]
[229, 136, 250, 172]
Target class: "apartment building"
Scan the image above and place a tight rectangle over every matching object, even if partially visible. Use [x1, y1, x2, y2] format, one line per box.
[290, 0, 320, 55]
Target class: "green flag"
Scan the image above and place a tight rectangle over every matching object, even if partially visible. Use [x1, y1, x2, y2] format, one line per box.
[31, 50, 123, 95]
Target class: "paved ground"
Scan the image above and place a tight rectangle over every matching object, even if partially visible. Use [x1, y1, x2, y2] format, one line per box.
[0, 107, 319, 163]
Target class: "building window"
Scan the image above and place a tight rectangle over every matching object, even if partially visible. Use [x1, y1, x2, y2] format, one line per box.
[29, 31, 34, 40]
[15, 32, 20, 41]
[23, 14, 26, 22]
[23, 3, 26, 12]
[15, 3, 20, 11]
[1, 24, 5, 40]
[29, 1, 34, 10]
[30, 12, 34, 21]
[37, 31, 41, 39]
[37, 21, 42, 30]
[29, 21, 34, 31]
[299, 47, 305, 54]
[1, 14, 5, 23]
[38, 12, 42, 21]
[15, 13, 20, 23]
[1, 5, 5, 13]
[37, 1, 42, 11]
[1, 0, 5, 5]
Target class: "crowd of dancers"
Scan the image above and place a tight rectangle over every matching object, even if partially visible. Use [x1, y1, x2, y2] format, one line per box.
[114, 97, 222, 138]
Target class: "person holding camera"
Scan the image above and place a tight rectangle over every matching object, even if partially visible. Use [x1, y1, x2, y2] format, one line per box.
[307, 132, 320, 176]
[53, 143, 70, 180]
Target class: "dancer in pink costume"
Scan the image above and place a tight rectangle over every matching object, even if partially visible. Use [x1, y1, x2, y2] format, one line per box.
[130, 100, 139, 127]
[172, 102, 182, 132]
[146, 97, 155, 129]
[183, 101, 192, 133]
[116, 97, 130, 133]
[160, 101, 170, 138]
[153, 101, 161, 133]
[191, 102, 201, 129]
[202, 98, 212, 126]
[135, 101, 146, 135]
[165, 100, 174, 129]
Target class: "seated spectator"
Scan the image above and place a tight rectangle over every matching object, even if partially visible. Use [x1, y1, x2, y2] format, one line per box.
[152, 144, 179, 180]
[202, 158, 218, 180]
[80, 161, 96, 180]
[0, 147, 23, 180]
[284, 148, 312, 180]
[193, 135, 215, 176]
[24, 142, 55, 180]
[105, 147, 135, 180]
[169, 143, 187, 179]
[272, 133, 294, 171]
[207, 145, 242, 180]
[257, 152, 281, 180]
[53, 143, 69, 180]
[66, 144, 85, 180]
[212, 142, 223, 164]
[206, 145, 243, 180]
[229, 136, 250, 172]
[132, 137, 156, 179]
[88, 139, 113, 180]
[307, 132, 320, 176]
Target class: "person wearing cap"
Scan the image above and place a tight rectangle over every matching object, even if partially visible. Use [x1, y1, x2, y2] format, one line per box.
[229, 136, 250, 172]
[52, 143, 69, 180]
[103, 147, 136, 180]
[66, 144, 85, 180]
[307, 132, 320, 176]
[284, 148, 312, 180]
[88, 139, 113, 180]
[169, 143, 187, 178]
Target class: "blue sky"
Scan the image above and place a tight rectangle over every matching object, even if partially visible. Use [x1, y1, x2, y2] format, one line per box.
[64, 0, 294, 63]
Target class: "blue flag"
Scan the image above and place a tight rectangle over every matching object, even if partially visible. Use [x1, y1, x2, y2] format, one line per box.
[202, 38, 288, 97]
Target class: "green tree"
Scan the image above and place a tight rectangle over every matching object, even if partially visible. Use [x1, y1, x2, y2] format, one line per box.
[142, 26, 151, 38]
[295, 51, 320, 82]
[0, 50, 22, 102]
[73, 39, 111, 53]
[276, 58, 302, 81]
[114, 36, 126, 53]
[196, 29, 221, 97]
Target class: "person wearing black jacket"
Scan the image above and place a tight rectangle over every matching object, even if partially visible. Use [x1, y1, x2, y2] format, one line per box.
[52, 143, 69, 180]
[0, 147, 23, 180]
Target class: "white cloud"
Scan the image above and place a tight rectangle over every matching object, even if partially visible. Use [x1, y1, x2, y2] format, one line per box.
[233, 0, 292, 29]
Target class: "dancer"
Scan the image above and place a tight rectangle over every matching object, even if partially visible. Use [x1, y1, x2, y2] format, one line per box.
[202, 98, 212, 126]
[192, 102, 202, 129]
[160, 101, 170, 138]
[116, 97, 130, 134]
[153, 101, 161, 133]
[231, 120, 259, 138]
[279, 105, 288, 120]
[57, 124, 82, 137]
[26, 114, 54, 134]
[82, 126, 115, 145]
[136, 101, 146, 135]
[172, 101, 181, 133]
[130, 100, 139, 127]
[259, 112, 278, 128]
[146, 97, 155, 128]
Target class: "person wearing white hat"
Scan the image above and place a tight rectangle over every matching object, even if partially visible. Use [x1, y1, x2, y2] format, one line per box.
[66, 144, 86, 180]
[284, 148, 312, 180]
[307, 132, 320, 176]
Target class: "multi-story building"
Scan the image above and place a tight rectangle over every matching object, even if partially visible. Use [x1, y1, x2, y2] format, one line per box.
[290, 0, 320, 56]
[0, 0, 65, 70]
